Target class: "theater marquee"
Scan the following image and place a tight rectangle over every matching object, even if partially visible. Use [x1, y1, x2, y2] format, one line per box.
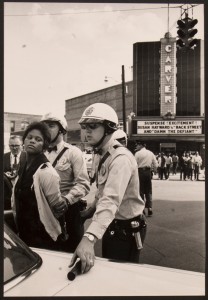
[137, 120, 202, 134]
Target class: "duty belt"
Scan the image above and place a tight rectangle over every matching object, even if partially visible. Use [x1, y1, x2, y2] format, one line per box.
[108, 214, 146, 233]
[138, 167, 151, 170]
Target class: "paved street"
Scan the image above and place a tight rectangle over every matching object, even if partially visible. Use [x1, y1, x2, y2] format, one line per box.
[84, 172, 205, 273]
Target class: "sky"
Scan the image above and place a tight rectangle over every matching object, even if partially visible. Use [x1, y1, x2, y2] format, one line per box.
[4, 2, 204, 117]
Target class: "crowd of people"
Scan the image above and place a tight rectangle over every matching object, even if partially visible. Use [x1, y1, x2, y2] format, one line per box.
[3, 102, 203, 275]
[153, 151, 203, 181]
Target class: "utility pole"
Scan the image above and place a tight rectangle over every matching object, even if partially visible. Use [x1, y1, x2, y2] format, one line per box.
[122, 65, 126, 132]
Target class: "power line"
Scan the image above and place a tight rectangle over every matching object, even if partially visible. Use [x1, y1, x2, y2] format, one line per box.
[4, 4, 201, 17]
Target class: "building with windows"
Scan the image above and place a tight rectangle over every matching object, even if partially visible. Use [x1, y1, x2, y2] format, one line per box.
[4, 112, 41, 152]
[131, 34, 204, 157]
[65, 34, 204, 162]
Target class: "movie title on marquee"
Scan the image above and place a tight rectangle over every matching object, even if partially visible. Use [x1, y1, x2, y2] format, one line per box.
[137, 120, 202, 134]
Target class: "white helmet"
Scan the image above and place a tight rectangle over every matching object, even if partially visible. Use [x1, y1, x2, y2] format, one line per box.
[113, 129, 127, 140]
[113, 129, 127, 146]
[78, 103, 118, 131]
[41, 112, 68, 134]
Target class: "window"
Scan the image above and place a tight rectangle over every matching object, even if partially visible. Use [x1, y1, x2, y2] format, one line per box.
[133, 42, 161, 116]
[4, 224, 42, 286]
[10, 121, 15, 133]
[21, 121, 29, 130]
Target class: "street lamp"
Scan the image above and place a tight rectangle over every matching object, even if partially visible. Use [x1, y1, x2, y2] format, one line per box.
[104, 76, 119, 83]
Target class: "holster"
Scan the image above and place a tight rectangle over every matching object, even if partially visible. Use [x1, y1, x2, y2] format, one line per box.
[107, 214, 147, 235]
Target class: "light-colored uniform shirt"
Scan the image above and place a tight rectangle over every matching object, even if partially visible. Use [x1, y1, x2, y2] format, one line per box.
[134, 147, 158, 171]
[165, 156, 172, 165]
[86, 138, 145, 240]
[193, 154, 202, 166]
[45, 141, 90, 205]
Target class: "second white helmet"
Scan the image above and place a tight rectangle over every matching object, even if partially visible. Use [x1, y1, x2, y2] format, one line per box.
[41, 112, 68, 134]
[113, 129, 127, 140]
[113, 129, 127, 146]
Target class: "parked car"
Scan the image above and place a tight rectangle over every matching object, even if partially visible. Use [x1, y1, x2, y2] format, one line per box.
[4, 223, 205, 296]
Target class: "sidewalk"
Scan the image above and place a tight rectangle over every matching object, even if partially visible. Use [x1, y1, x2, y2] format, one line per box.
[152, 169, 205, 182]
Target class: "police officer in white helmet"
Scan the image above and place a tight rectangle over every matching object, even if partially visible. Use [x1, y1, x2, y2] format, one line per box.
[41, 112, 90, 252]
[80, 128, 128, 222]
[69, 103, 146, 274]
[112, 129, 128, 147]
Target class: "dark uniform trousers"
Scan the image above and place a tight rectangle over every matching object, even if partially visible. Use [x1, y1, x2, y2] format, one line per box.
[102, 215, 147, 263]
[138, 167, 152, 208]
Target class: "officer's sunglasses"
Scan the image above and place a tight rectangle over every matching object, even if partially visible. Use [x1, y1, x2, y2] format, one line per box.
[80, 123, 102, 130]
[9, 145, 21, 148]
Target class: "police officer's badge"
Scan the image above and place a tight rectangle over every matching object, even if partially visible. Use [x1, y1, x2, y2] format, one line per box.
[100, 164, 106, 176]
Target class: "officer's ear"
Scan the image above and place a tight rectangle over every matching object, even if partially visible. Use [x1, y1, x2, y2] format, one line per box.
[58, 128, 64, 134]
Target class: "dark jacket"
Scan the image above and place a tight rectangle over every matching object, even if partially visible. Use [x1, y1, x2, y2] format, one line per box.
[4, 151, 27, 173]
[4, 151, 27, 210]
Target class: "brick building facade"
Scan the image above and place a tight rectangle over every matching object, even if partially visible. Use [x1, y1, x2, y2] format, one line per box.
[4, 112, 41, 152]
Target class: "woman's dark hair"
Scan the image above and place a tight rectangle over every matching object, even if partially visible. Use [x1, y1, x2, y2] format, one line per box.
[23, 122, 51, 151]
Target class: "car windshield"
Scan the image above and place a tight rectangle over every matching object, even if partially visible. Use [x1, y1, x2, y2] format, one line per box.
[4, 223, 42, 287]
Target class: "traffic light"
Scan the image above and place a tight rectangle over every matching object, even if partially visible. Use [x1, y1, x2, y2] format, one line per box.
[176, 13, 198, 50]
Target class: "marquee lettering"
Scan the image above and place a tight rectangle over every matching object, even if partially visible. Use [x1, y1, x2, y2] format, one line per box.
[165, 86, 171, 93]
[165, 95, 172, 103]
[165, 56, 171, 63]
[165, 65, 172, 73]
[166, 75, 171, 82]
[165, 45, 171, 52]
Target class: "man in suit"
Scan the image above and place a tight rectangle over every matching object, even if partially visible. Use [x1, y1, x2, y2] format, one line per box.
[4, 135, 26, 210]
